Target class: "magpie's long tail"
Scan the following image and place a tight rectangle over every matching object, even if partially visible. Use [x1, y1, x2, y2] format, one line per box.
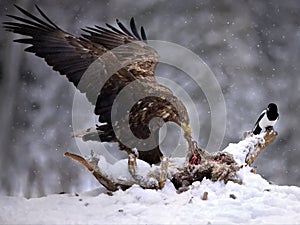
[253, 125, 262, 135]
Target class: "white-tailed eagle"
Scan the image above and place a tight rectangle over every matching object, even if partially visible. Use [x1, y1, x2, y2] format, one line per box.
[4, 5, 195, 165]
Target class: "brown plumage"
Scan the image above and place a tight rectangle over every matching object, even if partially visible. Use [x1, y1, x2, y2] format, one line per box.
[4, 5, 194, 165]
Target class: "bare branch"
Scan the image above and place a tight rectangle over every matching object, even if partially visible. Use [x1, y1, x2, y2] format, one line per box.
[246, 130, 278, 166]
[66, 129, 278, 192]
[64, 152, 93, 171]
[64, 152, 119, 191]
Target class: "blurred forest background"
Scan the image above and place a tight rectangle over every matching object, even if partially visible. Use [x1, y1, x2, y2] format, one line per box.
[0, 0, 299, 197]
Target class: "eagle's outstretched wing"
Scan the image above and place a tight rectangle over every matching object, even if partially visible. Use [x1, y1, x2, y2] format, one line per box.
[5, 5, 102, 87]
[4, 5, 156, 134]
[4, 5, 157, 94]
[4, 5, 193, 165]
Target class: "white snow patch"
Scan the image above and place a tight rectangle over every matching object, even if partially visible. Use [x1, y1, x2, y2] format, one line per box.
[97, 155, 154, 182]
[222, 133, 265, 165]
[1, 167, 300, 224]
[1, 136, 298, 224]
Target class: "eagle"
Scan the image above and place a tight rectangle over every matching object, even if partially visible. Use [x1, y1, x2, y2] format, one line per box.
[4, 5, 195, 166]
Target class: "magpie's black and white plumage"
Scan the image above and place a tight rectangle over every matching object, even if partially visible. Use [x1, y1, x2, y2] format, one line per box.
[252, 103, 279, 135]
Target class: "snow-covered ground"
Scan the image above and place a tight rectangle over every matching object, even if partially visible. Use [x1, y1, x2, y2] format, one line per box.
[1, 166, 300, 224]
[1, 133, 300, 224]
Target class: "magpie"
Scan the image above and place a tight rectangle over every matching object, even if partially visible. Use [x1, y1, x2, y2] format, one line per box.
[252, 103, 279, 135]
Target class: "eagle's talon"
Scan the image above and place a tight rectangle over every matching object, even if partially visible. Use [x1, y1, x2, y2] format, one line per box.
[159, 156, 168, 189]
[128, 152, 137, 178]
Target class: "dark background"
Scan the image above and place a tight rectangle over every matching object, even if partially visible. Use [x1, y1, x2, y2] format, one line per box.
[0, 0, 299, 197]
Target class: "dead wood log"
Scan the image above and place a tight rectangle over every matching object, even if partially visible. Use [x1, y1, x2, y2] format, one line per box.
[64, 152, 121, 191]
[64, 152, 168, 191]
[245, 130, 278, 166]
[66, 129, 277, 192]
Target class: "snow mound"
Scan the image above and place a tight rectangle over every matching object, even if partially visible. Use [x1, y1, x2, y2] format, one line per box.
[222, 133, 265, 165]
[1, 167, 300, 224]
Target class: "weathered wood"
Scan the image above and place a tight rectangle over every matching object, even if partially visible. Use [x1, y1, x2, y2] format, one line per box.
[64, 152, 94, 171]
[245, 130, 278, 166]
[66, 129, 278, 192]
[64, 152, 167, 191]
[64, 152, 119, 191]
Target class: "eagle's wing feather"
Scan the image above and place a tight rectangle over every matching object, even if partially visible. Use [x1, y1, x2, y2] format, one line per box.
[4, 4, 157, 89]
[4, 5, 103, 88]
[3, 4, 158, 105]
[4, 4, 158, 133]
[4, 5, 192, 165]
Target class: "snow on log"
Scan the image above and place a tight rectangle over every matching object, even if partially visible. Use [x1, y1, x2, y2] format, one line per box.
[222, 129, 278, 166]
[64, 152, 169, 191]
[66, 129, 278, 192]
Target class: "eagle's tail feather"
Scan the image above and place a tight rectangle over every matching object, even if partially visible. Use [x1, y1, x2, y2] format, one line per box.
[138, 147, 163, 165]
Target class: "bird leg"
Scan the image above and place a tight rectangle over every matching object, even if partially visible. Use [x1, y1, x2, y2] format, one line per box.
[182, 123, 195, 163]
[123, 148, 139, 179]
[128, 152, 138, 178]
[265, 126, 274, 131]
[118, 143, 140, 180]
[188, 141, 203, 165]
[159, 156, 169, 189]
